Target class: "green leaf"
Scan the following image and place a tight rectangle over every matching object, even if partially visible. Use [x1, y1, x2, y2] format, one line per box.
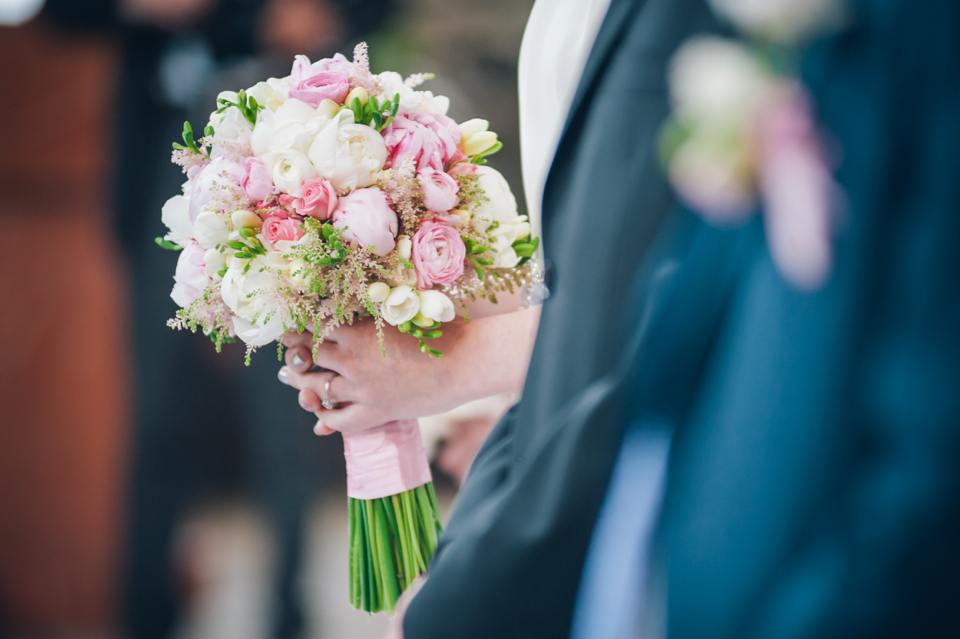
[470, 244, 489, 255]
[238, 227, 256, 239]
[419, 341, 427, 353]
[322, 224, 334, 240]
[234, 251, 253, 259]
[422, 330, 441, 339]
[411, 329, 423, 338]
[154, 237, 183, 251]
[513, 244, 536, 257]
[172, 142, 187, 150]
[204, 125, 215, 137]
[475, 257, 494, 265]
[475, 264, 485, 280]
[369, 95, 379, 111]
[429, 348, 443, 358]
[227, 241, 248, 251]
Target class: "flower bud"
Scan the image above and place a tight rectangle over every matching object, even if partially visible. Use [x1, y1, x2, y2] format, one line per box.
[463, 131, 499, 157]
[512, 220, 532, 240]
[287, 257, 312, 287]
[346, 86, 369, 106]
[397, 237, 413, 260]
[368, 281, 390, 303]
[232, 209, 263, 230]
[411, 312, 433, 328]
[458, 118, 489, 139]
[317, 99, 341, 119]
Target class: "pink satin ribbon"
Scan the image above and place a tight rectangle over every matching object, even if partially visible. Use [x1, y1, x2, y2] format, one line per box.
[342, 419, 433, 500]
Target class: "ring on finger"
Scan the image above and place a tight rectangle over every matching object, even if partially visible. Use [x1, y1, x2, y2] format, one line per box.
[322, 375, 339, 410]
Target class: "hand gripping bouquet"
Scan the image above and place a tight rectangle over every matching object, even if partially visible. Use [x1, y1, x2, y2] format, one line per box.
[157, 44, 539, 613]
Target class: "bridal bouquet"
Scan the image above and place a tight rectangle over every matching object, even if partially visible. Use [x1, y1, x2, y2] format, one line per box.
[157, 43, 538, 613]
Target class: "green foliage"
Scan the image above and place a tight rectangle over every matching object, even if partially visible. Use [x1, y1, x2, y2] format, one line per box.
[214, 89, 265, 127]
[172, 121, 208, 156]
[155, 237, 183, 251]
[350, 93, 401, 131]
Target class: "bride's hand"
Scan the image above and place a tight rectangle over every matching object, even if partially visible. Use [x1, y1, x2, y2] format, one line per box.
[278, 306, 541, 435]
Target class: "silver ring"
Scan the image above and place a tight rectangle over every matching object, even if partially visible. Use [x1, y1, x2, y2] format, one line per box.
[322, 376, 338, 410]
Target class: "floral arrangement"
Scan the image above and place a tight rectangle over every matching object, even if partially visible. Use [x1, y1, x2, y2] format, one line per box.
[659, 0, 845, 290]
[157, 43, 539, 614]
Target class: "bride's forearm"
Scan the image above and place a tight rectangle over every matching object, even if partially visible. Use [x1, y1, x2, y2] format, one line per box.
[445, 305, 541, 406]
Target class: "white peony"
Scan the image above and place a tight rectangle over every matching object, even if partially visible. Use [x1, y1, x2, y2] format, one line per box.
[220, 256, 288, 346]
[471, 166, 519, 232]
[488, 224, 521, 269]
[262, 149, 317, 197]
[377, 71, 450, 116]
[417, 290, 455, 323]
[203, 248, 227, 279]
[193, 210, 231, 249]
[307, 110, 388, 192]
[251, 98, 327, 157]
[208, 106, 253, 143]
[381, 285, 420, 326]
[161, 193, 193, 247]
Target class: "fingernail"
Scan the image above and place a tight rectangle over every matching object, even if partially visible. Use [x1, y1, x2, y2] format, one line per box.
[278, 367, 290, 385]
[292, 351, 305, 367]
[299, 397, 312, 411]
[313, 420, 326, 435]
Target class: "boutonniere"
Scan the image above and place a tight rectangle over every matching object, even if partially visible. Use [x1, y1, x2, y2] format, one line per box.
[660, 0, 847, 290]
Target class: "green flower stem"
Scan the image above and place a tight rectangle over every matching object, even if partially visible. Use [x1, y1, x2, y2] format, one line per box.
[348, 482, 443, 614]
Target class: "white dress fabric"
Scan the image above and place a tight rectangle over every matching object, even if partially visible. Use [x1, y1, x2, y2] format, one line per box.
[518, 0, 613, 243]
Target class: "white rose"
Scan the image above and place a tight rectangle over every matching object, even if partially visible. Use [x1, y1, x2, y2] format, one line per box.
[471, 166, 518, 232]
[194, 210, 231, 249]
[251, 98, 327, 157]
[307, 110, 388, 192]
[669, 37, 768, 124]
[161, 193, 193, 247]
[381, 285, 420, 326]
[247, 77, 293, 112]
[220, 257, 287, 346]
[203, 247, 226, 279]
[263, 149, 317, 197]
[417, 290, 455, 324]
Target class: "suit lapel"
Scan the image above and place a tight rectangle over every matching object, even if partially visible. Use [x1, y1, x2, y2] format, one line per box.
[541, 0, 645, 230]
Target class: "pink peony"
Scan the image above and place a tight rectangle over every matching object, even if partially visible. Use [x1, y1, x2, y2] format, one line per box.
[171, 242, 210, 308]
[382, 112, 461, 172]
[291, 53, 353, 80]
[188, 157, 245, 223]
[241, 157, 274, 203]
[289, 71, 351, 106]
[412, 222, 466, 287]
[331, 187, 398, 257]
[262, 214, 305, 247]
[294, 177, 338, 220]
[419, 167, 460, 212]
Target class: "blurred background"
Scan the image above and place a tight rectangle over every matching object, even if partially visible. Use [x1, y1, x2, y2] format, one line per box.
[0, 0, 532, 637]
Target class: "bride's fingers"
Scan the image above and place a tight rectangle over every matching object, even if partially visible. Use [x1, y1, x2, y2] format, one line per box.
[314, 419, 336, 436]
[282, 331, 313, 348]
[284, 345, 313, 372]
[283, 367, 355, 404]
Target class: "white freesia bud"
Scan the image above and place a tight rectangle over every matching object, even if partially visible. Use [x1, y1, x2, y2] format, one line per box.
[232, 209, 263, 230]
[381, 285, 420, 326]
[368, 282, 391, 303]
[203, 248, 226, 279]
[462, 131, 499, 157]
[511, 219, 532, 240]
[472, 166, 518, 232]
[417, 290, 455, 324]
[346, 87, 369, 106]
[287, 257, 312, 287]
[317, 99, 341, 119]
[458, 118, 489, 139]
[397, 237, 413, 260]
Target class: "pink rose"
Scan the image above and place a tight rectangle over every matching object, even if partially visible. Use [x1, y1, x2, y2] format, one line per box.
[171, 242, 210, 308]
[412, 222, 466, 287]
[383, 112, 461, 172]
[331, 187, 398, 257]
[241, 157, 274, 203]
[289, 71, 351, 106]
[294, 177, 338, 220]
[291, 53, 353, 79]
[262, 214, 305, 247]
[419, 167, 460, 212]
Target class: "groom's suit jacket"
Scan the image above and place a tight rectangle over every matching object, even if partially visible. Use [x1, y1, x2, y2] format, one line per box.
[651, 1, 960, 637]
[404, 0, 720, 637]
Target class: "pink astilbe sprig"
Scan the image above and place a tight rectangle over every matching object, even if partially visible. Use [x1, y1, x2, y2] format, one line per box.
[172, 148, 211, 174]
[404, 73, 434, 89]
[202, 133, 254, 164]
[378, 158, 426, 236]
[349, 42, 380, 93]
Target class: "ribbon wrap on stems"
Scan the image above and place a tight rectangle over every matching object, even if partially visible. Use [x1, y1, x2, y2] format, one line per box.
[342, 419, 434, 499]
[342, 419, 442, 614]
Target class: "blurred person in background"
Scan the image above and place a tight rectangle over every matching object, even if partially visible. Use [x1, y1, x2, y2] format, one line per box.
[38, 1, 390, 639]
